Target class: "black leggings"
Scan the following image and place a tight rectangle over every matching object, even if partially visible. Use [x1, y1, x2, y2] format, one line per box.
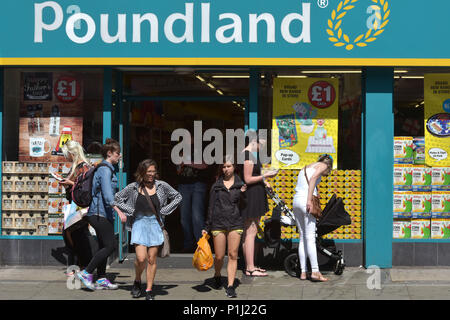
[85, 215, 115, 278]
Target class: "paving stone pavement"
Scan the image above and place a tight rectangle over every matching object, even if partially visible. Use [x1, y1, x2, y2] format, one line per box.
[1, 255, 450, 300]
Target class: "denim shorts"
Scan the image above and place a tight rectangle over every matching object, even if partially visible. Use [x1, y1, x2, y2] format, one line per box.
[131, 215, 164, 247]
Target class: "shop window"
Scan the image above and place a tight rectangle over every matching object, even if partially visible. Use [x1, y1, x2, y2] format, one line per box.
[258, 68, 363, 242]
[393, 69, 450, 241]
[1, 68, 104, 237]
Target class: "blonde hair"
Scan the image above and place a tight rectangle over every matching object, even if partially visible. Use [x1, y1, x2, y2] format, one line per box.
[62, 140, 88, 175]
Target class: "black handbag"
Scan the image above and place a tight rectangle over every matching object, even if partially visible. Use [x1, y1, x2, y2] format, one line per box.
[142, 188, 170, 258]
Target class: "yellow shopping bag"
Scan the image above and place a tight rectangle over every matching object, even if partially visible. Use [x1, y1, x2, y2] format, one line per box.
[192, 234, 214, 271]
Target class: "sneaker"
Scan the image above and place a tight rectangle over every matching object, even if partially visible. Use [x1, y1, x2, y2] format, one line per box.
[225, 286, 237, 298]
[76, 270, 95, 290]
[213, 276, 222, 289]
[145, 290, 155, 300]
[131, 281, 142, 298]
[95, 278, 119, 290]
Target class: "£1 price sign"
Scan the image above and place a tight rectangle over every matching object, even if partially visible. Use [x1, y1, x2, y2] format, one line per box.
[54, 77, 81, 103]
[308, 81, 336, 109]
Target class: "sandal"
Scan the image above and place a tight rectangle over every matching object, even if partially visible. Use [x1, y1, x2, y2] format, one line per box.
[245, 269, 268, 277]
[255, 266, 266, 273]
[300, 273, 309, 280]
[310, 273, 328, 282]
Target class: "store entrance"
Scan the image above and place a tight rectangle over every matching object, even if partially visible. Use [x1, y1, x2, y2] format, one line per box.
[116, 70, 249, 258]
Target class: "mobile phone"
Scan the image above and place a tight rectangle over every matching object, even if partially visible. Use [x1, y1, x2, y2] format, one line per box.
[51, 172, 63, 181]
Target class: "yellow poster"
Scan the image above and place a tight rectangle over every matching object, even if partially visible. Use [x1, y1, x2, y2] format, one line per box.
[424, 74, 450, 167]
[272, 78, 339, 169]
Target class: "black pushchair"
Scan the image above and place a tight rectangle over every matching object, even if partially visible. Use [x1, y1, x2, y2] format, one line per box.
[264, 188, 351, 276]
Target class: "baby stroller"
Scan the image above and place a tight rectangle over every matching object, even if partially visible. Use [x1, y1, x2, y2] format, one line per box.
[264, 188, 351, 276]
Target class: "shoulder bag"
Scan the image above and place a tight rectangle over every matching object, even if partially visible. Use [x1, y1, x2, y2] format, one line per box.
[303, 166, 322, 220]
[142, 187, 170, 258]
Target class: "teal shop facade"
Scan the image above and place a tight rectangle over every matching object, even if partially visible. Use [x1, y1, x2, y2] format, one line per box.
[1, 0, 450, 267]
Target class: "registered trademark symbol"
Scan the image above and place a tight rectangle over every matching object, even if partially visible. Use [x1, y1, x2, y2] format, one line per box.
[318, 0, 329, 8]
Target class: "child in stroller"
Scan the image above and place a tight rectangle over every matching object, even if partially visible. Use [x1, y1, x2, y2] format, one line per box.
[264, 188, 351, 277]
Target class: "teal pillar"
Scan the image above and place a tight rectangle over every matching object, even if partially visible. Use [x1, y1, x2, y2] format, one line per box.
[362, 67, 394, 268]
[0, 68, 3, 235]
[248, 68, 259, 131]
[103, 68, 113, 142]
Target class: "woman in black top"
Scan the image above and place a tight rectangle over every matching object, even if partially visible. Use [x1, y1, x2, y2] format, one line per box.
[240, 135, 278, 277]
[202, 155, 246, 298]
[113, 159, 181, 300]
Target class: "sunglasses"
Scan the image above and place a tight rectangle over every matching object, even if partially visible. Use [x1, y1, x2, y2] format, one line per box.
[319, 154, 334, 162]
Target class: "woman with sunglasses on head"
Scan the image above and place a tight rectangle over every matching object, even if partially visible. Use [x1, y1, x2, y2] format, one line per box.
[113, 159, 182, 300]
[293, 154, 333, 282]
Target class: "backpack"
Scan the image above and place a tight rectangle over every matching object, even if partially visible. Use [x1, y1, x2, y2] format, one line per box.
[71, 163, 114, 208]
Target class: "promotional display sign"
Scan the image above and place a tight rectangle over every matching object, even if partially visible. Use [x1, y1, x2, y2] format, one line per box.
[18, 72, 83, 162]
[272, 78, 338, 169]
[424, 74, 450, 167]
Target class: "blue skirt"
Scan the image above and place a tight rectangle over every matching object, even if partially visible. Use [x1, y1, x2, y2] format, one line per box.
[131, 215, 164, 247]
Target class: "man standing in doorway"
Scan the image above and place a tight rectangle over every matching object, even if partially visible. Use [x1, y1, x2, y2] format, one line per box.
[177, 140, 209, 253]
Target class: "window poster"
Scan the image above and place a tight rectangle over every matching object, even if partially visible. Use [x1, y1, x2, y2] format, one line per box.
[19, 72, 83, 162]
[23, 72, 53, 101]
[272, 78, 339, 169]
[424, 74, 450, 167]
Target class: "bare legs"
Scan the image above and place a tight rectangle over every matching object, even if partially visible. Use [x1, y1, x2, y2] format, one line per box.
[242, 218, 267, 276]
[134, 245, 159, 291]
[213, 231, 241, 287]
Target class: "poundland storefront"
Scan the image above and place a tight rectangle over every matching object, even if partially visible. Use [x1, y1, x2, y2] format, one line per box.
[0, 0, 449, 268]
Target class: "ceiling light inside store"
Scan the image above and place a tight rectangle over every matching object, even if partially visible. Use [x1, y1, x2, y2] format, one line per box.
[216, 90, 224, 95]
[207, 83, 215, 89]
[301, 70, 361, 74]
[401, 76, 424, 79]
[195, 75, 206, 82]
[212, 75, 249, 78]
[394, 70, 409, 73]
[277, 75, 308, 78]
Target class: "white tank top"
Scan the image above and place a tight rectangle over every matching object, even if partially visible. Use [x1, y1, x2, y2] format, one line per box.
[294, 165, 322, 198]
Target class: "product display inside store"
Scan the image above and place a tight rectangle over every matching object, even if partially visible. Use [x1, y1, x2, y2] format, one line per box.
[393, 69, 450, 240]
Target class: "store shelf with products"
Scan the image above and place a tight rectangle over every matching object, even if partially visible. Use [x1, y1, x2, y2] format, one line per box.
[393, 136, 450, 241]
[1, 161, 72, 238]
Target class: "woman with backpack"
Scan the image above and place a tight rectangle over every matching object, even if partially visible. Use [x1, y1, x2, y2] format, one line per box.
[60, 140, 92, 270]
[113, 159, 181, 300]
[202, 155, 246, 298]
[77, 139, 127, 290]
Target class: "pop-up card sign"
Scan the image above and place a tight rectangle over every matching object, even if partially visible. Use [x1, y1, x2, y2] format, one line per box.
[272, 78, 338, 169]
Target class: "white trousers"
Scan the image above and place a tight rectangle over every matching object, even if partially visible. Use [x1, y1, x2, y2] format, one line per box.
[293, 196, 319, 273]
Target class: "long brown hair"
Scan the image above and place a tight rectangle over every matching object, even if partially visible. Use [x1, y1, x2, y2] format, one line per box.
[135, 159, 159, 188]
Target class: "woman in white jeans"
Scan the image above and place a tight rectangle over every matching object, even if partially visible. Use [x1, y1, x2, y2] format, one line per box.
[293, 154, 333, 282]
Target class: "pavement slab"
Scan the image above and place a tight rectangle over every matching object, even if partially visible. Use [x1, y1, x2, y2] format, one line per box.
[1, 260, 450, 300]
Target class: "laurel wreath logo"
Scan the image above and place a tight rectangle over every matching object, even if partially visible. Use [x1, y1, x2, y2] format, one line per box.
[327, 0, 390, 51]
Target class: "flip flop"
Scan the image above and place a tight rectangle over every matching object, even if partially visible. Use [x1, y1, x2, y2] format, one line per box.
[245, 269, 268, 277]
[310, 273, 328, 282]
[255, 266, 266, 273]
[300, 273, 309, 280]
